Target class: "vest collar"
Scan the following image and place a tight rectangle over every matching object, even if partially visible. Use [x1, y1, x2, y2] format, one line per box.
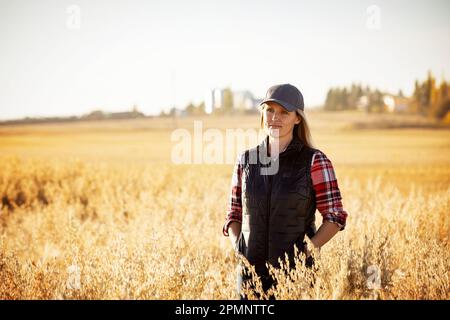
[261, 134, 304, 157]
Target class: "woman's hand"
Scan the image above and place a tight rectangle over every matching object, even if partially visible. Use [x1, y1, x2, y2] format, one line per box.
[228, 221, 242, 251]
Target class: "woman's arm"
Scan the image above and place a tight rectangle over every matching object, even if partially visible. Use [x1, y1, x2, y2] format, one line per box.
[222, 154, 244, 247]
[228, 221, 242, 250]
[307, 150, 348, 256]
[310, 220, 340, 248]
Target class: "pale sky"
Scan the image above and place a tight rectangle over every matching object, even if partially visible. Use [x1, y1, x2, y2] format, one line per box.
[0, 0, 449, 120]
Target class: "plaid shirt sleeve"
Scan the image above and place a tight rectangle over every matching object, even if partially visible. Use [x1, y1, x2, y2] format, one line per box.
[222, 154, 243, 236]
[310, 150, 348, 230]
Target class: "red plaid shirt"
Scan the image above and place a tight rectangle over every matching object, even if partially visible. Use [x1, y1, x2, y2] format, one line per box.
[223, 149, 348, 236]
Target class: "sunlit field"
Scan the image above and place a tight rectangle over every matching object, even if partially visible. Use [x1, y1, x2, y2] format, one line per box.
[0, 110, 449, 299]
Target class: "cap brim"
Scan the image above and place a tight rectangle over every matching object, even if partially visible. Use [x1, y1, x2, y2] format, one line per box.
[259, 99, 298, 112]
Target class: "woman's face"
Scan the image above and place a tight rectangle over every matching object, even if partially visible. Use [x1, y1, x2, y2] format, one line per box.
[262, 102, 301, 139]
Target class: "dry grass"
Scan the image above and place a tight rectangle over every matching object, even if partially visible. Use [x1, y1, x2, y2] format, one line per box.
[0, 111, 449, 299]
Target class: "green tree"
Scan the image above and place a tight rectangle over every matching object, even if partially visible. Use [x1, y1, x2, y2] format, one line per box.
[222, 87, 234, 114]
[185, 102, 196, 115]
[324, 88, 335, 111]
[430, 80, 450, 119]
[196, 102, 205, 115]
[348, 83, 362, 110]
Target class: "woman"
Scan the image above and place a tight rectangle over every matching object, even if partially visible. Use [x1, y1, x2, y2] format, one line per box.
[222, 83, 348, 300]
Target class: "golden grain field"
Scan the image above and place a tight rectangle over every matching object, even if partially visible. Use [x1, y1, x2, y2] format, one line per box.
[0, 111, 449, 299]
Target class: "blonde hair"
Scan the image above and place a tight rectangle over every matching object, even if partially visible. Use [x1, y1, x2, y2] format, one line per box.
[260, 105, 315, 149]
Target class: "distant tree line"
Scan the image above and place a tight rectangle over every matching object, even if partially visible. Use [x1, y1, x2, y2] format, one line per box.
[160, 87, 247, 117]
[184, 101, 206, 116]
[0, 105, 147, 126]
[159, 101, 206, 117]
[324, 83, 396, 113]
[82, 105, 145, 120]
[411, 71, 449, 120]
[324, 71, 450, 120]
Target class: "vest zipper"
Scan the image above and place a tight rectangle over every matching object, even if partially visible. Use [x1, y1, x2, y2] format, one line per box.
[266, 171, 272, 266]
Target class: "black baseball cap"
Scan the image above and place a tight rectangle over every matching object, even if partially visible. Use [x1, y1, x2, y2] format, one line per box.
[259, 83, 304, 112]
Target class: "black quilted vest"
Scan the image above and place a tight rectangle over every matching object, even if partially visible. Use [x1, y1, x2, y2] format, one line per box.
[238, 134, 317, 277]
